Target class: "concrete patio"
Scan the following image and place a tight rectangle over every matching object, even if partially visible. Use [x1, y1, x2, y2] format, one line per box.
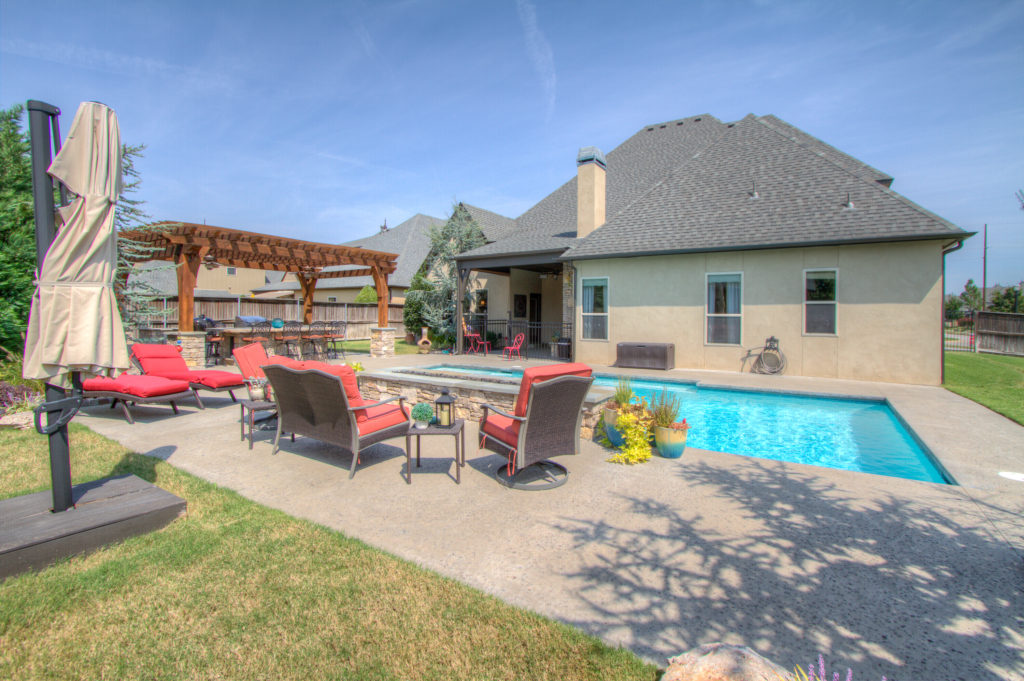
[75, 353, 1024, 680]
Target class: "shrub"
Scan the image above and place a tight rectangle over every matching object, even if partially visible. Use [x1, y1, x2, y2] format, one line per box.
[612, 377, 634, 410]
[606, 406, 653, 465]
[411, 403, 433, 422]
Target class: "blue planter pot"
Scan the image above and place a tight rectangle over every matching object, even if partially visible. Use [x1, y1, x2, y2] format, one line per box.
[603, 407, 625, 447]
[654, 426, 688, 458]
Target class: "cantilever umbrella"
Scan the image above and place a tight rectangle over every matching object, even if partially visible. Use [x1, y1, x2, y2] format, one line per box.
[23, 101, 129, 386]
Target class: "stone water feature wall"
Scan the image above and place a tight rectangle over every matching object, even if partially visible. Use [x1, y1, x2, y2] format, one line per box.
[357, 369, 608, 439]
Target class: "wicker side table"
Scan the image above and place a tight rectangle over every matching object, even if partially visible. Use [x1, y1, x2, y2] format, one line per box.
[404, 419, 465, 484]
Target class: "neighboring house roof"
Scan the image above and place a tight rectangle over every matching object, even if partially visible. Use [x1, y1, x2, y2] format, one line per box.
[252, 213, 444, 293]
[463, 203, 518, 242]
[459, 113, 968, 262]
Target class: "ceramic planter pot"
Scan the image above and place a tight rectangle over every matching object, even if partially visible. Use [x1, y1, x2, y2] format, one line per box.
[603, 406, 625, 447]
[414, 420, 429, 430]
[654, 426, 688, 458]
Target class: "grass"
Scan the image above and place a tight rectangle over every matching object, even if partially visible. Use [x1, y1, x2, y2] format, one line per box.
[944, 352, 1024, 425]
[341, 339, 422, 355]
[0, 425, 656, 681]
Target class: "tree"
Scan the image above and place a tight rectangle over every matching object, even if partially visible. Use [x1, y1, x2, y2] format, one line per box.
[401, 269, 433, 337]
[989, 286, 1021, 313]
[354, 285, 378, 304]
[944, 295, 963, 320]
[959, 279, 983, 313]
[406, 203, 486, 345]
[0, 105, 38, 354]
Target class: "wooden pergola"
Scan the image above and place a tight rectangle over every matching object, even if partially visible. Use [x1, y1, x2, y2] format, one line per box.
[121, 222, 398, 331]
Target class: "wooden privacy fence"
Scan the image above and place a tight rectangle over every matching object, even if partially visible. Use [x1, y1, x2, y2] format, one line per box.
[144, 298, 405, 340]
[976, 311, 1024, 356]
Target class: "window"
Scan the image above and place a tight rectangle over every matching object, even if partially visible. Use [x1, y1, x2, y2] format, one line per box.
[327, 296, 337, 303]
[706, 273, 742, 344]
[804, 270, 837, 335]
[581, 278, 608, 340]
[226, 267, 236, 275]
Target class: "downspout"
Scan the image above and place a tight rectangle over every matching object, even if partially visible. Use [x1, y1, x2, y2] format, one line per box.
[941, 239, 966, 384]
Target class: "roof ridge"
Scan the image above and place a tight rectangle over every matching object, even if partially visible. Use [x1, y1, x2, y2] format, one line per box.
[750, 117, 963, 233]
[756, 115, 892, 183]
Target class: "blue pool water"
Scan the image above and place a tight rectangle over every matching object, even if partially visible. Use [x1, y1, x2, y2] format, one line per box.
[424, 365, 951, 484]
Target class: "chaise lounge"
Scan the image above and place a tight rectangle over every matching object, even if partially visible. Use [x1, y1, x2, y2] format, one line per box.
[82, 374, 199, 424]
[130, 343, 246, 406]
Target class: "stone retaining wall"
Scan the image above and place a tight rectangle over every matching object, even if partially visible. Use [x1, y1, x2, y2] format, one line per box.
[358, 370, 608, 439]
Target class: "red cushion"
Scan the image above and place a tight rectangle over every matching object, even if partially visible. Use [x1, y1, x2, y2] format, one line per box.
[185, 370, 245, 389]
[514, 363, 593, 417]
[132, 343, 189, 376]
[233, 343, 270, 379]
[482, 412, 520, 447]
[83, 374, 191, 398]
[357, 403, 409, 435]
[306, 364, 366, 420]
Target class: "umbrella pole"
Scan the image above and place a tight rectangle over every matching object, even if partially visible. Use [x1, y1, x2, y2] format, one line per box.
[27, 100, 74, 513]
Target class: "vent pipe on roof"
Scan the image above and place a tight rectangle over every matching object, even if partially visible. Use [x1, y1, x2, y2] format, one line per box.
[576, 146, 606, 239]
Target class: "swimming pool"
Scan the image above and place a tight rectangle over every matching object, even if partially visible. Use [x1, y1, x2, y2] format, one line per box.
[424, 365, 952, 484]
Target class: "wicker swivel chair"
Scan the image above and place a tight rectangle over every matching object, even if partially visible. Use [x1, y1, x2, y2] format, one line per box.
[479, 363, 594, 490]
[263, 365, 410, 479]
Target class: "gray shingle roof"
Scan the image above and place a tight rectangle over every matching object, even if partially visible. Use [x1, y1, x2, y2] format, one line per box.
[458, 112, 965, 262]
[461, 114, 731, 258]
[564, 115, 965, 260]
[462, 203, 518, 241]
[252, 212, 444, 293]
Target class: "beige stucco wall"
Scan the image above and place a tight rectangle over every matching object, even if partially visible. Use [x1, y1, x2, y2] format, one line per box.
[468, 272, 509, 317]
[573, 241, 945, 385]
[197, 267, 267, 295]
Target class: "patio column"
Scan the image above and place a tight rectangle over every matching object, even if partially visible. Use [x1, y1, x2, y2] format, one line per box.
[298, 273, 317, 324]
[456, 267, 468, 355]
[175, 245, 206, 331]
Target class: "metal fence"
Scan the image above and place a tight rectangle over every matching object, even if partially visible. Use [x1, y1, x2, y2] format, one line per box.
[944, 314, 975, 352]
[465, 315, 573, 360]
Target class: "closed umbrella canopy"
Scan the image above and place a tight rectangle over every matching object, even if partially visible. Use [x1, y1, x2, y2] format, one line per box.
[23, 102, 128, 385]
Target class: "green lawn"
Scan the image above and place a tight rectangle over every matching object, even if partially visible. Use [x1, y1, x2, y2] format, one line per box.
[944, 352, 1024, 425]
[0, 425, 655, 681]
[341, 339, 422, 355]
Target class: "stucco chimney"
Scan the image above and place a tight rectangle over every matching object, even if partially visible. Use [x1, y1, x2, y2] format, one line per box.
[576, 146, 606, 239]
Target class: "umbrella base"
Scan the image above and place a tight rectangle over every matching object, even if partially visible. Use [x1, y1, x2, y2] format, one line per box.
[494, 460, 568, 490]
[0, 474, 186, 580]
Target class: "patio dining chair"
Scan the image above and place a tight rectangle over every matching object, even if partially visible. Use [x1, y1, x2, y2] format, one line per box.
[263, 364, 411, 479]
[303, 321, 330, 361]
[279, 321, 303, 359]
[502, 333, 525, 360]
[479, 362, 594, 489]
[327, 320, 347, 360]
[243, 320, 273, 350]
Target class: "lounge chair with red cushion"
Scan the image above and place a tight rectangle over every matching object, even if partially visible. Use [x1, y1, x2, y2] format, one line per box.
[479, 362, 594, 489]
[131, 343, 246, 406]
[82, 374, 199, 424]
[262, 364, 411, 480]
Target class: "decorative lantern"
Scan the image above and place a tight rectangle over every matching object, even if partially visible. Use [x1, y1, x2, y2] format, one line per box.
[435, 388, 455, 427]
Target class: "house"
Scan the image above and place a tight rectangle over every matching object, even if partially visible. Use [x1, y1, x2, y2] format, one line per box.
[455, 113, 970, 385]
[252, 206, 516, 305]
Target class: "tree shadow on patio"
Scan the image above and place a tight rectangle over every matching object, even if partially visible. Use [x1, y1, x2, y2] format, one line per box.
[550, 459, 1023, 680]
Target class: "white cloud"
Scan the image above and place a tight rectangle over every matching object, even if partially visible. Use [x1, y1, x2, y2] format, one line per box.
[515, 0, 557, 121]
[0, 38, 235, 93]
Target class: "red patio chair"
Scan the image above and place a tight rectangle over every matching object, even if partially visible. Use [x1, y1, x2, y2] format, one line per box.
[131, 343, 246, 406]
[479, 362, 594, 489]
[82, 374, 199, 424]
[503, 333, 525, 360]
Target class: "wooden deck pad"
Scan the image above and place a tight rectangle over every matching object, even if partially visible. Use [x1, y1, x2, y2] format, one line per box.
[0, 474, 186, 580]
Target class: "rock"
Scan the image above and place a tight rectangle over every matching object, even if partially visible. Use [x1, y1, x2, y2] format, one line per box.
[662, 643, 790, 681]
[0, 410, 35, 430]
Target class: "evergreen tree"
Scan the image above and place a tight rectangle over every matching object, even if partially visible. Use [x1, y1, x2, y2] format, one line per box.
[959, 279, 983, 312]
[354, 285, 378, 304]
[402, 269, 433, 336]
[0, 105, 38, 353]
[406, 203, 486, 345]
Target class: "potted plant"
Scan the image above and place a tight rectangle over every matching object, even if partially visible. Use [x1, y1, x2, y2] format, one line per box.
[411, 403, 433, 429]
[650, 388, 690, 458]
[550, 332, 560, 358]
[603, 377, 634, 447]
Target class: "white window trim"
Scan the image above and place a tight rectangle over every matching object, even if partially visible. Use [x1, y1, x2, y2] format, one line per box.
[580, 276, 609, 342]
[802, 268, 839, 337]
[705, 271, 743, 346]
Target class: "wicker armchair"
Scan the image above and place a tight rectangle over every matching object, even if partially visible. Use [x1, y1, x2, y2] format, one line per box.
[479, 363, 594, 489]
[263, 364, 410, 479]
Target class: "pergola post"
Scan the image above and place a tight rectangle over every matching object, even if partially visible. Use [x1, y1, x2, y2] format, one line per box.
[456, 267, 468, 355]
[370, 265, 389, 328]
[370, 265, 394, 358]
[298, 273, 317, 324]
[175, 246, 205, 332]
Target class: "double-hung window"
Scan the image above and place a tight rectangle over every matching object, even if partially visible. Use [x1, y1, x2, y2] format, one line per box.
[706, 273, 742, 345]
[804, 269, 837, 335]
[581, 278, 608, 340]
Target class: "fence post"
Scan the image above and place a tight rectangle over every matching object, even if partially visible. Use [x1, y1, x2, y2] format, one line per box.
[973, 310, 978, 353]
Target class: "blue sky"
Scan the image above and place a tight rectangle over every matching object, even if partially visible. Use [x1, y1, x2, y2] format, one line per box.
[2, 0, 1022, 291]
